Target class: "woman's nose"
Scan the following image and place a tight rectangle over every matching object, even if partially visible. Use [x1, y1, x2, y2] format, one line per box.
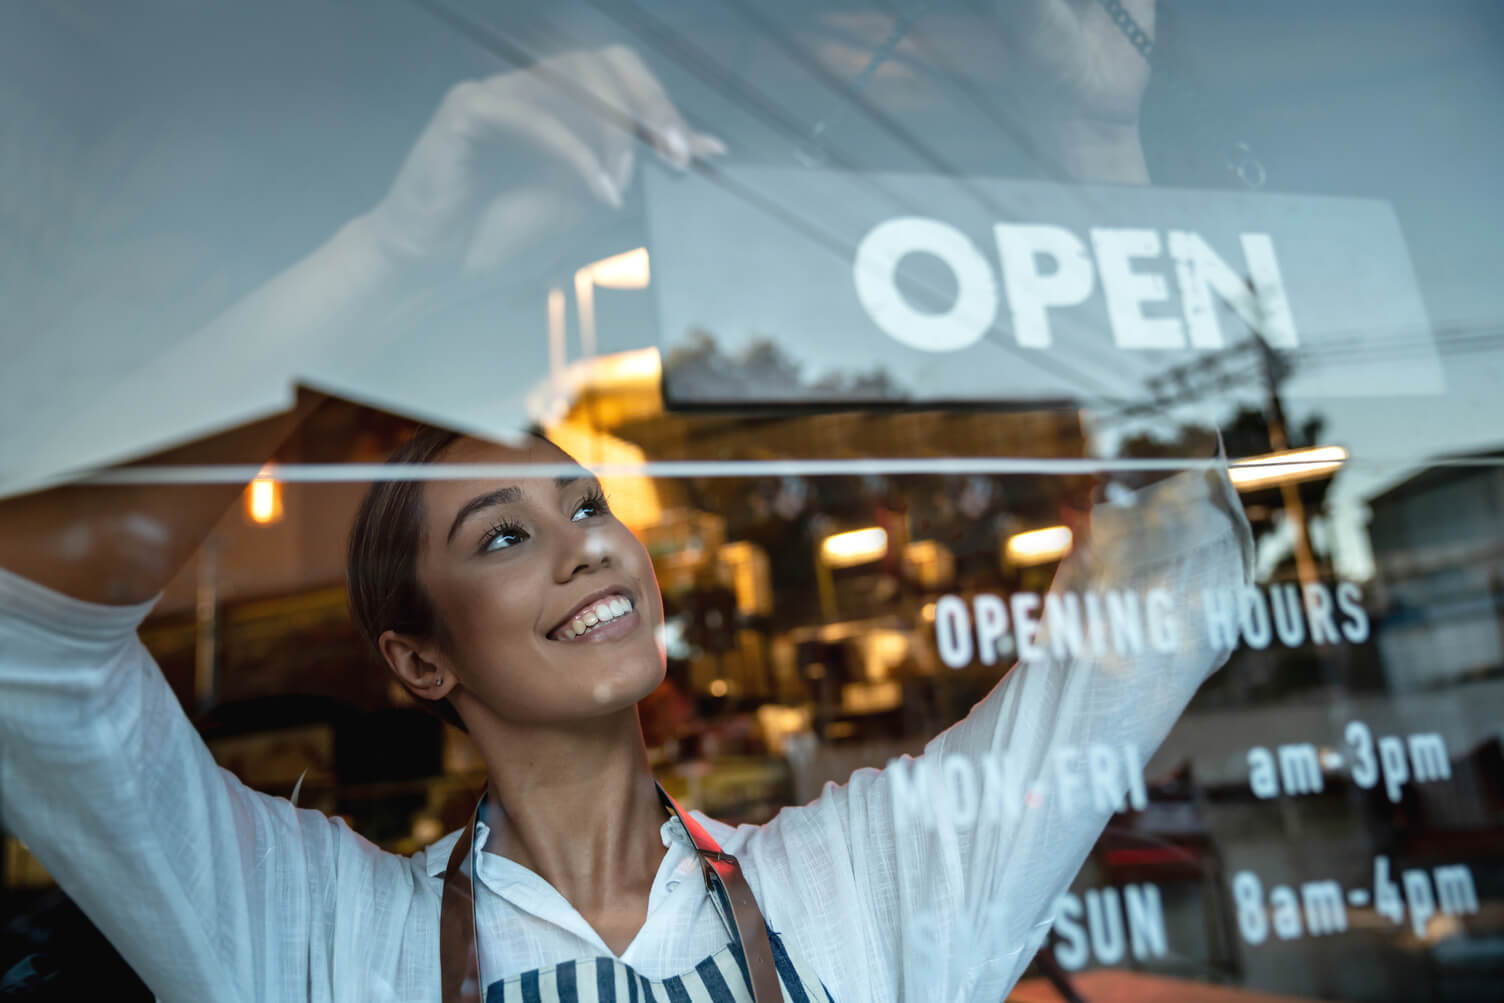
[557, 524, 612, 580]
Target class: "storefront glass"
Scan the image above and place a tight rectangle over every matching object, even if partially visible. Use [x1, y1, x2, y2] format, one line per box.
[2, 2, 1501, 999]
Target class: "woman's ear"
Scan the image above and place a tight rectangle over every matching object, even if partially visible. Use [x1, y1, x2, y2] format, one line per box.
[378, 629, 456, 702]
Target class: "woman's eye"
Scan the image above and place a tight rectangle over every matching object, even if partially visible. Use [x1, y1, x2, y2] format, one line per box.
[483, 525, 527, 552]
[571, 494, 608, 521]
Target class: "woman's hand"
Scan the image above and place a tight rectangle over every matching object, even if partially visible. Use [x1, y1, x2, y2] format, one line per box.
[995, 0, 1156, 183]
[1007, 0, 1154, 125]
[362, 45, 724, 271]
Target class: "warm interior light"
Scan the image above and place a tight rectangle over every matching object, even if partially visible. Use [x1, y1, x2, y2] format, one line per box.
[1228, 445, 1348, 491]
[861, 631, 910, 681]
[841, 680, 903, 714]
[573, 269, 598, 358]
[246, 473, 283, 525]
[585, 347, 661, 386]
[755, 704, 812, 756]
[586, 247, 651, 290]
[542, 420, 662, 531]
[903, 539, 944, 565]
[1005, 525, 1072, 566]
[821, 527, 888, 568]
[527, 348, 664, 432]
[572, 248, 650, 359]
[902, 539, 955, 589]
[719, 541, 773, 616]
[708, 678, 729, 697]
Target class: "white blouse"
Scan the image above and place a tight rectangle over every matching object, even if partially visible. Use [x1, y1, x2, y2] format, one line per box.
[0, 466, 1251, 1002]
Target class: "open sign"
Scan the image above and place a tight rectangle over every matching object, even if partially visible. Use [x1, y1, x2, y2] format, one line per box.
[646, 167, 1442, 405]
[853, 219, 1297, 354]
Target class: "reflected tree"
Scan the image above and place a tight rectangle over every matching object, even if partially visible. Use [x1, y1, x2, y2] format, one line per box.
[663, 329, 909, 402]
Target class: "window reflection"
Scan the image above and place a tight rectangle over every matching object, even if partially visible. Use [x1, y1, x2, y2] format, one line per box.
[2, 2, 1502, 1001]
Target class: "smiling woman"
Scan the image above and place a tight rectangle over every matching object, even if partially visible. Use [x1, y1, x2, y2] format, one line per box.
[343, 429, 694, 977]
[0, 407, 1252, 1002]
[334, 425, 1253, 1002]
[348, 430, 668, 739]
[0, 1, 1279, 998]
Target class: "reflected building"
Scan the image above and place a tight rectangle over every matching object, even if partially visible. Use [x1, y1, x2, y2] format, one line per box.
[1367, 453, 1504, 692]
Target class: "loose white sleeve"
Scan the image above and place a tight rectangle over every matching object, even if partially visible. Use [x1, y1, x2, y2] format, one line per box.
[0, 567, 431, 1003]
[745, 466, 1254, 1002]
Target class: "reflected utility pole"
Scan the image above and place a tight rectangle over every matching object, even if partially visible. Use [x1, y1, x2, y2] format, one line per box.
[194, 537, 219, 711]
[1254, 335, 1320, 591]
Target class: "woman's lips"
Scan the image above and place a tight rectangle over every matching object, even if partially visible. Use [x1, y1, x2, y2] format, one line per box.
[550, 593, 638, 642]
[551, 605, 640, 644]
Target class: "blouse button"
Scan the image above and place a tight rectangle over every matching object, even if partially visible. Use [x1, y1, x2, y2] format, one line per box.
[666, 880, 681, 893]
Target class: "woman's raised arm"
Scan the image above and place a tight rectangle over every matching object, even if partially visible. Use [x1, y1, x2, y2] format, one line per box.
[0, 403, 384, 1002]
[0, 398, 322, 605]
[747, 461, 1254, 1002]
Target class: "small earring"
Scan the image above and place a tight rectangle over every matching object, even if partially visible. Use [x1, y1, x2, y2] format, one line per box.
[433, 675, 443, 687]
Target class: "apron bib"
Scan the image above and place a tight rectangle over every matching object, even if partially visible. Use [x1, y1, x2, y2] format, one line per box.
[440, 782, 833, 1003]
[480, 926, 833, 1003]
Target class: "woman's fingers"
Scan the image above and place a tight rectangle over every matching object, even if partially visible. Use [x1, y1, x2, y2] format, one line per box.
[1012, 0, 1080, 53]
[432, 45, 723, 219]
[539, 45, 726, 203]
[560, 51, 641, 200]
[691, 132, 729, 158]
[448, 77, 622, 208]
[601, 44, 695, 170]
[608, 144, 637, 201]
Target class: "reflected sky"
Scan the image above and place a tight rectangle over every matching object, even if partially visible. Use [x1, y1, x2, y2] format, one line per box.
[2, 0, 1500, 575]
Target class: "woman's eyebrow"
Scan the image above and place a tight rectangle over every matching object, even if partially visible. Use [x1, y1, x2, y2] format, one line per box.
[446, 485, 522, 543]
[445, 471, 594, 543]
[555, 470, 588, 491]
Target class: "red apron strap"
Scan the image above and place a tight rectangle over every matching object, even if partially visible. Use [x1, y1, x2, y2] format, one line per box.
[656, 783, 784, 1003]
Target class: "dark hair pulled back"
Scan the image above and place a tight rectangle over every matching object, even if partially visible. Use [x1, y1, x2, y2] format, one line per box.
[346, 424, 466, 731]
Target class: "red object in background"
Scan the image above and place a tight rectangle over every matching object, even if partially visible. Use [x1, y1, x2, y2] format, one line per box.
[637, 677, 695, 749]
[1103, 846, 1192, 869]
[1010, 969, 1320, 1002]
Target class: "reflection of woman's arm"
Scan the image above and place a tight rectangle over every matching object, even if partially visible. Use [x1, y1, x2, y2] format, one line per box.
[1050, 118, 1151, 186]
[751, 465, 1252, 1001]
[6, 45, 720, 502]
[1008, 0, 1157, 186]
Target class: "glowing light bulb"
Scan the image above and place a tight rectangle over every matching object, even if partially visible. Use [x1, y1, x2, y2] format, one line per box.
[246, 472, 283, 525]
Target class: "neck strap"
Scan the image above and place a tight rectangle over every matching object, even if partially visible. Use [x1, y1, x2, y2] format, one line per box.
[439, 782, 783, 1003]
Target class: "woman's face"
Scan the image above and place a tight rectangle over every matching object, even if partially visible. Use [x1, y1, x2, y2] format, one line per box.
[413, 435, 666, 726]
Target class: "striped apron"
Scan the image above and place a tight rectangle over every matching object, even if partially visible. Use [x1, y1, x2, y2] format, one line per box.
[480, 926, 833, 1002]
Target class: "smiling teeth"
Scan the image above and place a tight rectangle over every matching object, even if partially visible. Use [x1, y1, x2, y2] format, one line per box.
[560, 596, 634, 638]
